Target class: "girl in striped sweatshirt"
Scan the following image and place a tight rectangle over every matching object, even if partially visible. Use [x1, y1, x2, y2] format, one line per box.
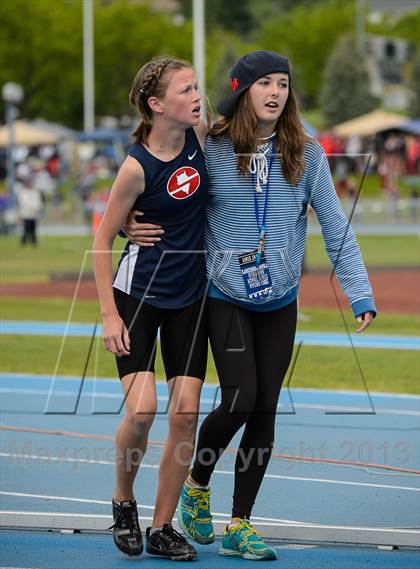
[125, 50, 376, 561]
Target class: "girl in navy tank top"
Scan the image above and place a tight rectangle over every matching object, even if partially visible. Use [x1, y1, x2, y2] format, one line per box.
[92, 57, 208, 561]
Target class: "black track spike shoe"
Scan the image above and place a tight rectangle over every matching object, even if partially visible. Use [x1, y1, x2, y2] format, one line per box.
[146, 523, 197, 561]
[110, 499, 143, 556]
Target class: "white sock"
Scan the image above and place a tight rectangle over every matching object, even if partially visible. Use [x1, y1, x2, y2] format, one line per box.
[229, 517, 243, 529]
[150, 526, 163, 535]
[114, 498, 135, 506]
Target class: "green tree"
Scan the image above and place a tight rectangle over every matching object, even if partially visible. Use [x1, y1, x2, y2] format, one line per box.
[319, 34, 377, 127]
[178, 0, 255, 36]
[0, 0, 83, 127]
[259, 0, 355, 104]
[210, 44, 240, 106]
[248, 0, 322, 28]
[408, 48, 420, 117]
[204, 26, 258, 115]
[94, 0, 192, 120]
[178, 0, 323, 34]
[367, 8, 420, 46]
[0, 0, 193, 128]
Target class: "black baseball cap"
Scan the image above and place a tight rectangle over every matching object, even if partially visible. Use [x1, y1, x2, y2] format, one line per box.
[217, 50, 290, 118]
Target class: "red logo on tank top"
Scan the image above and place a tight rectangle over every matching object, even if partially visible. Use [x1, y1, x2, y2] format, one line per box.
[167, 166, 201, 200]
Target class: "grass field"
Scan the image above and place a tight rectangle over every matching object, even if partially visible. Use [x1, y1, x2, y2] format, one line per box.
[2, 297, 419, 335]
[1, 335, 418, 395]
[0, 234, 418, 285]
[1, 232, 418, 395]
[1, 297, 418, 394]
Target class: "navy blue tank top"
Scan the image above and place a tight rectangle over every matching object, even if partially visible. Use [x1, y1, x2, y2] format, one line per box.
[113, 127, 209, 309]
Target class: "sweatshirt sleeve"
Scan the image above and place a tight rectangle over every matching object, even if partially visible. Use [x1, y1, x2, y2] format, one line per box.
[306, 144, 377, 318]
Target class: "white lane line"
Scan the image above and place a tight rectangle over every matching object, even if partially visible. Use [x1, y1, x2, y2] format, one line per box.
[0, 491, 129, 508]
[0, 452, 136, 468]
[0, 491, 307, 525]
[1, 388, 419, 416]
[1, 453, 419, 493]
[0, 388, 214, 404]
[4, 320, 417, 349]
[0, 510, 128, 520]
[1, 510, 418, 534]
[2, 373, 419, 399]
[291, 403, 420, 416]
[214, 470, 420, 493]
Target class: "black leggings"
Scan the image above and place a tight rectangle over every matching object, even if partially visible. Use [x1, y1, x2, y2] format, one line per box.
[191, 298, 297, 519]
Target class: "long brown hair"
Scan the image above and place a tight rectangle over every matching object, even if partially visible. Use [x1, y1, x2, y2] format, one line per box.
[210, 85, 312, 186]
[129, 56, 192, 145]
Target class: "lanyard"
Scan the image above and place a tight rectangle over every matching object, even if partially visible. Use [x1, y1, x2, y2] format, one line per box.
[250, 138, 275, 264]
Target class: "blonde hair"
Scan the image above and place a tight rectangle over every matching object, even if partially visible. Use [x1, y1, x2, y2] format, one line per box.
[129, 56, 192, 144]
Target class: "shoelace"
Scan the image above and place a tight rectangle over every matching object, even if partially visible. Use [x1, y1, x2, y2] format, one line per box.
[109, 504, 139, 533]
[188, 487, 210, 512]
[231, 520, 261, 545]
[162, 524, 187, 545]
[249, 146, 270, 193]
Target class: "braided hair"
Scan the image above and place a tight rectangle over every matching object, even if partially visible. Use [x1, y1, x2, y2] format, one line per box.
[129, 56, 192, 144]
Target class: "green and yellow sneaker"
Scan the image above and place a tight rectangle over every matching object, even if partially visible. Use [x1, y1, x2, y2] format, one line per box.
[177, 478, 215, 544]
[219, 519, 277, 560]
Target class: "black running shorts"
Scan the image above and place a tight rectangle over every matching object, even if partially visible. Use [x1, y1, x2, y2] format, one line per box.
[113, 288, 208, 381]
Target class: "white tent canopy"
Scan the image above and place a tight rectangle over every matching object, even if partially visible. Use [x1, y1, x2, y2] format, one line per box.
[331, 110, 407, 137]
[0, 120, 60, 146]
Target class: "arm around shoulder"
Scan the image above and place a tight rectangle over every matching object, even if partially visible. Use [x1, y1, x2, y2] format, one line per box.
[94, 156, 145, 247]
[193, 120, 208, 150]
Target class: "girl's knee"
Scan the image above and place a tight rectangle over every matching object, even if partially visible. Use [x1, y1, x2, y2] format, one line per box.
[169, 405, 199, 434]
[125, 410, 155, 435]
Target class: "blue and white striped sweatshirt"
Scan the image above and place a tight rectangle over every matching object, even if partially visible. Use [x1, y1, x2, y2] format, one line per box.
[204, 135, 376, 318]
